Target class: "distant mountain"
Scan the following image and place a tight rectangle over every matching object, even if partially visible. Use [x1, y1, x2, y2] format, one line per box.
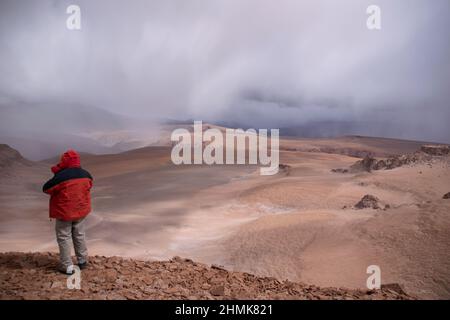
[0, 102, 155, 160]
[215, 119, 449, 144]
[0, 144, 32, 168]
[0, 133, 120, 161]
[0, 102, 133, 133]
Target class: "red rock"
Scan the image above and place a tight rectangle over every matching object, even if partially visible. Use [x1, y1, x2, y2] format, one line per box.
[104, 269, 118, 282]
[210, 285, 225, 296]
[381, 283, 407, 295]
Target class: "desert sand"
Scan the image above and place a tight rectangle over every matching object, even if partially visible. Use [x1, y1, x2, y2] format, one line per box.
[0, 135, 449, 299]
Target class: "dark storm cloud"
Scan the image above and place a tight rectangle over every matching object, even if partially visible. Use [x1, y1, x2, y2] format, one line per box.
[0, 0, 449, 142]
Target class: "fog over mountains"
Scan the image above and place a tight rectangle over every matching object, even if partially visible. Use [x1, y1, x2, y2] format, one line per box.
[0, 102, 161, 160]
[1, 0, 450, 155]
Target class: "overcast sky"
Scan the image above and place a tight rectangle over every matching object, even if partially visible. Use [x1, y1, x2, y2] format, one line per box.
[1, 0, 449, 142]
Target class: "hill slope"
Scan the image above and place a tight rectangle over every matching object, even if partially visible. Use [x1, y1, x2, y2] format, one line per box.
[0, 144, 32, 169]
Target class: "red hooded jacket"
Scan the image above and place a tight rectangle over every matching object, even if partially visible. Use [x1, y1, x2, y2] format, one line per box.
[43, 150, 93, 221]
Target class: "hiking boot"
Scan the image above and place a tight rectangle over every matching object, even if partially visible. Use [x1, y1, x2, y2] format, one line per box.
[78, 261, 88, 270]
[59, 264, 75, 275]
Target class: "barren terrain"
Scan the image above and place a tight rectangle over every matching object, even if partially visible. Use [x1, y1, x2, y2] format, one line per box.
[0, 134, 449, 299]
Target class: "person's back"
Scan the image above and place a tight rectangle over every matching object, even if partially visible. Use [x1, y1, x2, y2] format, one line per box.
[42, 149, 93, 274]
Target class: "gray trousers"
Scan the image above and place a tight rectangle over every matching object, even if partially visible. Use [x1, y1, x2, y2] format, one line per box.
[55, 218, 88, 269]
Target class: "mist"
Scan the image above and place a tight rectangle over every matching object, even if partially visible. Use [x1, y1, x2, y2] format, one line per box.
[1, 0, 450, 143]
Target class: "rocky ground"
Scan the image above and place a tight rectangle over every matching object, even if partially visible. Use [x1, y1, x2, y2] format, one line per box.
[0, 252, 412, 300]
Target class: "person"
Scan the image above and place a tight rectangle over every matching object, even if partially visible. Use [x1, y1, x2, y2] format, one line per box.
[42, 149, 93, 274]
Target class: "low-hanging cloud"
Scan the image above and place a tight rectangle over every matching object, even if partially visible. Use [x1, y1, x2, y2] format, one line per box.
[1, 0, 449, 142]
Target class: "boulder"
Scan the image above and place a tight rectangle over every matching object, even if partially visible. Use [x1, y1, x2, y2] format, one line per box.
[350, 156, 378, 172]
[354, 194, 381, 210]
[381, 283, 407, 295]
[210, 285, 225, 296]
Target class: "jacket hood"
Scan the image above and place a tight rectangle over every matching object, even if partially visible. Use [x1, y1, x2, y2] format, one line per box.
[51, 149, 81, 173]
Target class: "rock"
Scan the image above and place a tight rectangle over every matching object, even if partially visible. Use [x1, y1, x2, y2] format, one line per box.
[201, 283, 211, 290]
[104, 269, 118, 282]
[170, 256, 183, 263]
[211, 264, 226, 271]
[123, 292, 138, 300]
[443, 192, 450, 199]
[210, 285, 225, 296]
[33, 255, 53, 267]
[21, 293, 41, 300]
[381, 283, 407, 295]
[331, 168, 349, 173]
[163, 287, 179, 294]
[143, 286, 157, 294]
[354, 194, 381, 210]
[152, 279, 168, 289]
[141, 276, 154, 285]
[350, 156, 378, 172]
[374, 159, 386, 170]
[50, 281, 63, 289]
[118, 268, 132, 275]
[347, 147, 442, 173]
[168, 264, 178, 271]
[420, 145, 450, 156]
[278, 164, 291, 175]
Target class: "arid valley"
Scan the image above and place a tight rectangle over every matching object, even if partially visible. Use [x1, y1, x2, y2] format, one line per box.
[1, 128, 449, 299]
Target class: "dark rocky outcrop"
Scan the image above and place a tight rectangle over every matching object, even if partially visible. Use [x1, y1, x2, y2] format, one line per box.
[355, 194, 381, 209]
[332, 144, 449, 174]
[420, 145, 450, 156]
[350, 156, 379, 172]
[278, 163, 291, 175]
[354, 194, 390, 210]
[331, 168, 349, 173]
